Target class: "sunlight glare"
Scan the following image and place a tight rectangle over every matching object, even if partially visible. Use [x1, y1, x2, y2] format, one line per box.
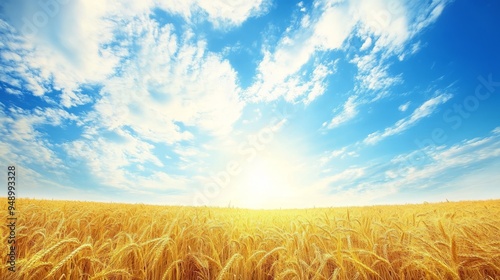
[235, 155, 295, 209]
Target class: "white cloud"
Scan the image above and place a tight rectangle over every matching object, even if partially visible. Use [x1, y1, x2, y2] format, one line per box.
[0, 1, 255, 198]
[389, 133, 500, 188]
[323, 96, 359, 129]
[364, 93, 452, 145]
[0, 0, 121, 106]
[354, 0, 451, 54]
[0, 104, 77, 170]
[356, 0, 409, 51]
[5, 88, 22, 95]
[0, 0, 269, 108]
[54, 14, 245, 195]
[412, 2, 447, 35]
[304, 64, 333, 104]
[311, 130, 500, 206]
[0, 165, 89, 202]
[304, 167, 395, 207]
[1, 0, 452, 109]
[312, 2, 355, 51]
[298, 1, 307, 13]
[321, 146, 359, 164]
[246, 0, 452, 118]
[194, 0, 271, 27]
[410, 93, 452, 120]
[324, 147, 347, 161]
[324, 167, 365, 187]
[350, 52, 403, 91]
[62, 128, 193, 192]
[348, 0, 451, 95]
[154, 0, 271, 28]
[398, 101, 410, 112]
[360, 36, 372, 51]
[92, 17, 244, 143]
[246, 1, 354, 103]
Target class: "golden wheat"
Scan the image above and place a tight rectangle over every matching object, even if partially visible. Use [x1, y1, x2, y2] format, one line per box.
[45, 243, 92, 279]
[1, 198, 499, 279]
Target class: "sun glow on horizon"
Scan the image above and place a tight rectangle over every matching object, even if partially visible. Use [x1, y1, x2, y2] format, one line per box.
[233, 155, 298, 209]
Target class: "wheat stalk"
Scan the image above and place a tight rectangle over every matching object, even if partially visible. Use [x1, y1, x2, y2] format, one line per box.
[90, 269, 132, 279]
[45, 244, 92, 279]
[162, 259, 182, 280]
[24, 238, 80, 272]
[256, 247, 287, 268]
[216, 253, 242, 280]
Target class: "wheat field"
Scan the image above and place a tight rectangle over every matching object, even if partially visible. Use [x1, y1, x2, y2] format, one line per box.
[1, 199, 499, 279]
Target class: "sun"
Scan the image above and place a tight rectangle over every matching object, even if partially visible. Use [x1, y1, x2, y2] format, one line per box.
[234, 155, 295, 209]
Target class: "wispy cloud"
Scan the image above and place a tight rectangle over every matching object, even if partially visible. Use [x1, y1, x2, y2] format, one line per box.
[311, 130, 500, 206]
[387, 132, 500, 189]
[154, 0, 271, 28]
[62, 127, 194, 193]
[364, 93, 452, 145]
[245, 1, 354, 103]
[0, 0, 121, 106]
[350, 53, 403, 92]
[191, 0, 272, 27]
[0, 104, 78, 173]
[398, 101, 410, 112]
[320, 146, 359, 164]
[321, 167, 366, 190]
[263, 0, 455, 130]
[323, 96, 359, 129]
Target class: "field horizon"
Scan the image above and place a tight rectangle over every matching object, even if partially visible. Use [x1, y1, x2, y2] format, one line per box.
[4, 197, 497, 210]
[2, 198, 499, 279]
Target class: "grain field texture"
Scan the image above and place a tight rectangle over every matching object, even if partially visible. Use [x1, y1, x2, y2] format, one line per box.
[1, 199, 499, 279]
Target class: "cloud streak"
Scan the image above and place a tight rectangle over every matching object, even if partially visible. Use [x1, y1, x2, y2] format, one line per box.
[364, 93, 453, 145]
[323, 96, 359, 129]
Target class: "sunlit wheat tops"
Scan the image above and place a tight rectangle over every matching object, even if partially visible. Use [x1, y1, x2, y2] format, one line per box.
[1, 199, 499, 279]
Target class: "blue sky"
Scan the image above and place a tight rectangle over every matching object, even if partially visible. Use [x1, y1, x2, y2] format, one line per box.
[1, 0, 499, 209]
